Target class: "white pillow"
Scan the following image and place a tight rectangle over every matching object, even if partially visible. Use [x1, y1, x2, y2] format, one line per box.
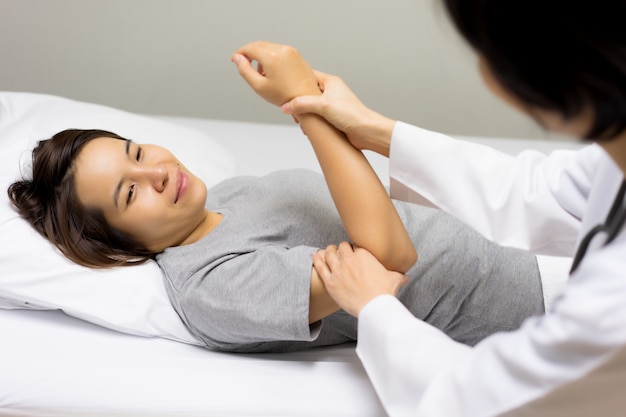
[0, 91, 236, 344]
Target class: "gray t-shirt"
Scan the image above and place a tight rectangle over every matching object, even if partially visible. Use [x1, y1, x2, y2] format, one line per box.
[157, 169, 544, 353]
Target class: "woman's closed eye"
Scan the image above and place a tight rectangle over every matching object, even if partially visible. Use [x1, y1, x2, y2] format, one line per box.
[125, 146, 142, 206]
[127, 184, 136, 205]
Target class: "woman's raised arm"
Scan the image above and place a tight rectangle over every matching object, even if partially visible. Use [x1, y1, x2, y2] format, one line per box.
[232, 41, 416, 273]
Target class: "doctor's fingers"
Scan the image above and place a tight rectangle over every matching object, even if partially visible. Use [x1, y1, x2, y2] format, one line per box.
[281, 77, 368, 140]
[279, 71, 333, 119]
[281, 71, 341, 116]
[310, 69, 336, 92]
[337, 241, 355, 256]
[313, 250, 332, 282]
[316, 244, 345, 270]
[321, 242, 356, 273]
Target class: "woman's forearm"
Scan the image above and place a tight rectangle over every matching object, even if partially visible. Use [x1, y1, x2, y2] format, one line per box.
[298, 113, 417, 272]
[231, 41, 416, 272]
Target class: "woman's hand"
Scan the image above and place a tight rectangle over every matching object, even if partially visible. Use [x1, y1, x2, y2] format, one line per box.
[281, 71, 397, 156]
[232, 41, 321, 107]
[313, 242, 409, 317]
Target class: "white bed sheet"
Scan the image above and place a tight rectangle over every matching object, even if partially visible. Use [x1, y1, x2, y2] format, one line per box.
[0, 309, 380, 417]
[0, 116, 583, 417]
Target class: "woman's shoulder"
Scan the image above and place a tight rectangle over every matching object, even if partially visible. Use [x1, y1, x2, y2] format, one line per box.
[210, 168, 321, 188]
[207, 169, 323, 201]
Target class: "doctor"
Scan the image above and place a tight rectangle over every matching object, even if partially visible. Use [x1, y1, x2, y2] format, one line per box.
[280, 0, 626, 416]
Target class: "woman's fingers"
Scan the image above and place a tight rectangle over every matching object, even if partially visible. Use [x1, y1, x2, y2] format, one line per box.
[231, 53, 263, 88]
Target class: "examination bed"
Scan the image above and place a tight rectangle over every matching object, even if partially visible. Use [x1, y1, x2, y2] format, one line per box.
[0, 92, 578, 417]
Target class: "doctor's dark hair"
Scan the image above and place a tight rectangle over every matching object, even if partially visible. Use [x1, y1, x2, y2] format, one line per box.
[442, 0, 626, 140]
[7, 129, 154, 268]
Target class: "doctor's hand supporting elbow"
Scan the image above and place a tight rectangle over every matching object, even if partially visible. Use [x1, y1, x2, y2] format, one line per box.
[313, 242, 409, 317]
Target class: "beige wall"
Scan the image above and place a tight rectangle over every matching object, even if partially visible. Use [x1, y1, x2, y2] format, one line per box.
[0, 0, 569, 141]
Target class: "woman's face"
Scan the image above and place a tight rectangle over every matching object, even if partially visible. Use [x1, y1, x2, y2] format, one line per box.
[74, 137, 209, 252]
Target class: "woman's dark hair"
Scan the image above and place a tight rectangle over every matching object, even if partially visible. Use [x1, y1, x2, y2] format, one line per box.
[442, 0, 626, 140]
[7, 129, 155, 268]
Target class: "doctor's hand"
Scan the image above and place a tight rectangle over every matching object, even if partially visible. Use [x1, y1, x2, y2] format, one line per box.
[281, 71, 396, 157]
[232, 41, 321, 107]
[313, 242, 409, 317]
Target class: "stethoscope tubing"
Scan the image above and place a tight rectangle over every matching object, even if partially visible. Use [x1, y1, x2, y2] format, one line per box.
[570, 180, 626, 274]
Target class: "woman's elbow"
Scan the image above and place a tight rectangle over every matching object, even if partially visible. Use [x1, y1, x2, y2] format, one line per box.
[396, 245, 418, 273]
[380, 244, 417, 273]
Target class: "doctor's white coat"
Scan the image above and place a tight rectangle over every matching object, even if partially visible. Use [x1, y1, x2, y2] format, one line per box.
[356, 122, 626, 417]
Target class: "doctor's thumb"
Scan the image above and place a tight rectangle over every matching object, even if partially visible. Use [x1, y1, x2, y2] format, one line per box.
[281, 96, 324, 117]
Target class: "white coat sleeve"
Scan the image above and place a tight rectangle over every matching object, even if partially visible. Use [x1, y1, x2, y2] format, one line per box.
[389, 122, 601, 257]
[357, 276, 626, 417]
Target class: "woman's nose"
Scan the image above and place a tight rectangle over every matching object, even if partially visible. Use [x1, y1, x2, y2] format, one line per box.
[142, 164, 168, 192]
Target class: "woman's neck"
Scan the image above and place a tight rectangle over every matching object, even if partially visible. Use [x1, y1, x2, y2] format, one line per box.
[179, 210, 223, 247]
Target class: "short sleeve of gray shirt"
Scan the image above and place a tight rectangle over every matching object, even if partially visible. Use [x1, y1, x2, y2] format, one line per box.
[169, 243, 318, 347]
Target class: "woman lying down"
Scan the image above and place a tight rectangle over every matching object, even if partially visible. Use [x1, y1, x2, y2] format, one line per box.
[8, 43, 547, 353]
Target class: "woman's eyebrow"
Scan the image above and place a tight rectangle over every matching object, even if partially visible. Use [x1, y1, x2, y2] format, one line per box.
[113, 139, 132, 209]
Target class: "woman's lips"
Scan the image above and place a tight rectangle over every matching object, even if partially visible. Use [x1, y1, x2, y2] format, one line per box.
[175, 170, 188, 203]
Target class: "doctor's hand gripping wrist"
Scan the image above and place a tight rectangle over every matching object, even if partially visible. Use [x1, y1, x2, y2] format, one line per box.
[280, 70, 397, 157]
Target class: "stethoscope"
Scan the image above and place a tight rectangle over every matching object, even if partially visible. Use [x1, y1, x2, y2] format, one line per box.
[569, 179, 626, 273]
